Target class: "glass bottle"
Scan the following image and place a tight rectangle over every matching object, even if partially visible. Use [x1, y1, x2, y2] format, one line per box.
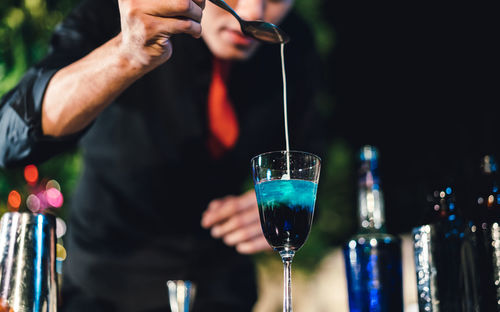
[413, 163, 490, 312]
[343, 145, 404, 312]
[416, 179, 469, 312]
[465, 155, 500, 311]
[480, 155, 500, 309]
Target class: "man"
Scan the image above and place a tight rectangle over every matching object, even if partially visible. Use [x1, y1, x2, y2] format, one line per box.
[0, 0, 324, 311]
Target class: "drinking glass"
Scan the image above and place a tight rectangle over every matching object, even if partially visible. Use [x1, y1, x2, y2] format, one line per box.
[251, 150, 321, 312]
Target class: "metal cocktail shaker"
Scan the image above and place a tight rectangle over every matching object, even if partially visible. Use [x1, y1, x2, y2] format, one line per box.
[412, 182, 489, 312]
[413, 223, 470, 312]
[0, 212, 57, 312]
[167, 280, 196, 312]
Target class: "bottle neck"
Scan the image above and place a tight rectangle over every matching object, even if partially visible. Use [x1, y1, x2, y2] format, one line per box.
[358, 169, 386, 233]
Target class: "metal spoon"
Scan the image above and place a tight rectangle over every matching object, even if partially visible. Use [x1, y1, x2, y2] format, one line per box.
[208, 0, 290, 44]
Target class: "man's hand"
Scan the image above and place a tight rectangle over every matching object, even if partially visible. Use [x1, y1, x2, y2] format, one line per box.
[201, 190, 272, 254]
[41, 0, 205, 137]
[118, 0, 205, 70]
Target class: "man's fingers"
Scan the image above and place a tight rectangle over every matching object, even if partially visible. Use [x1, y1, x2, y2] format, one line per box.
[146, 15, 202, 38]
[236, 236, 272, 255]
[222, 222, 263, 246]
[200, 190, 271, 255]
[201, 198, 227, 228]
[210, 207, 259, 238]
[147, 0, 204, 22]
[211, 191, 256, 223]
[207, 198, 223, 212]
[122, 0, 204, 38]
[202, 196, 246, 228]
[117, 0, 206, 69]
[168, 17, 202, 38]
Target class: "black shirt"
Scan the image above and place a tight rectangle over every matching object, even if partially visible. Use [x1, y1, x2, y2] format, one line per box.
[0, 0, 324, 310]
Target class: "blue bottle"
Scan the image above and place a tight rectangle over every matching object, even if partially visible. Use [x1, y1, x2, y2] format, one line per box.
[343, 145, 404, 312]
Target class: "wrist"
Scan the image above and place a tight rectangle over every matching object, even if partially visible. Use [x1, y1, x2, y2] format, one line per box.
[113, 33, 167, 76]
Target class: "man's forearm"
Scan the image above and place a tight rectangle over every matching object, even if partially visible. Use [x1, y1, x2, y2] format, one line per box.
[42, 0, 205, 137]
[41, 34, 149, 137]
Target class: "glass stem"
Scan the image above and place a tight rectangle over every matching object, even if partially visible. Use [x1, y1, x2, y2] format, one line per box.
[280, 250, 295, 312]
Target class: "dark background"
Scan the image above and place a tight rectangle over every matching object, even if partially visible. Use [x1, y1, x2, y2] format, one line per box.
[323, 3, 499, 233]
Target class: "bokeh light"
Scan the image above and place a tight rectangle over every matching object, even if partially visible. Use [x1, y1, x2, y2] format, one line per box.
[8, 190, 21, 210]
[488, 195, 494, 207]
[35, 191, 48, 211]
[56, 242, 67, 274]
[46, 188, 63, 208]
[56, 217, 67, 238]
[24, 164, 39, 184]
[56, 260, 63, 275]
[56, 243, 67, 261]
[26, 194, 41, 213]
[46, 179, 61, 192]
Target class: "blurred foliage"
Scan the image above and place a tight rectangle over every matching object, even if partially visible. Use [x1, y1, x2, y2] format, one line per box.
[0, 0, 80, 95]
[295, 0, 335, 59]
[0, 0, 81, 216]
[0, 0, 354, 273]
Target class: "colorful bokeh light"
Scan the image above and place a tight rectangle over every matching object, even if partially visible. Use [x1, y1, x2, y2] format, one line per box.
[56, 218, 67, 238]
[56, 243, 67, 261]
[46, 188, 63, 208]
[24, 164, 39, 184]
[46, 179, 61, 192]
[26, 194, 41, 213]
[8, 190, 21, 210]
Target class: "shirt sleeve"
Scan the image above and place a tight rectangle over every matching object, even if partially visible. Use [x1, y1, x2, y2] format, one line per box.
[0, 0, 119, 169]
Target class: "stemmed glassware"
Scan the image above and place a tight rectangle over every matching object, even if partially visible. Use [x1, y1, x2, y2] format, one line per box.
[251, 150, 321, 312]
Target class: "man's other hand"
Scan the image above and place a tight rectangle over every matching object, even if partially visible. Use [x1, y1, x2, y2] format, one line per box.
[201, 190, 272, 254]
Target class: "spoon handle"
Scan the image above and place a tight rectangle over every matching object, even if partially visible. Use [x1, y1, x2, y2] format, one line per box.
[208, 0, 241, 21]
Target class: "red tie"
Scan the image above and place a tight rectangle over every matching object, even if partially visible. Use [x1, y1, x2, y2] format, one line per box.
[207, 58, 239, 158]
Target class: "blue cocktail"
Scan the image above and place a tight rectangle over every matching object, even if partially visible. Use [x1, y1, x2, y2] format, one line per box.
[255, 179, 317, 251]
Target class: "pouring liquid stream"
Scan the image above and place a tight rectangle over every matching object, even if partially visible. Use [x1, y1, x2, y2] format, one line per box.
[281, 43, 291, 180]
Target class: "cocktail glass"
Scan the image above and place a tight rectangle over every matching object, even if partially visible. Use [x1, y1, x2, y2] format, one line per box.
[251, 150, 321, 312]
